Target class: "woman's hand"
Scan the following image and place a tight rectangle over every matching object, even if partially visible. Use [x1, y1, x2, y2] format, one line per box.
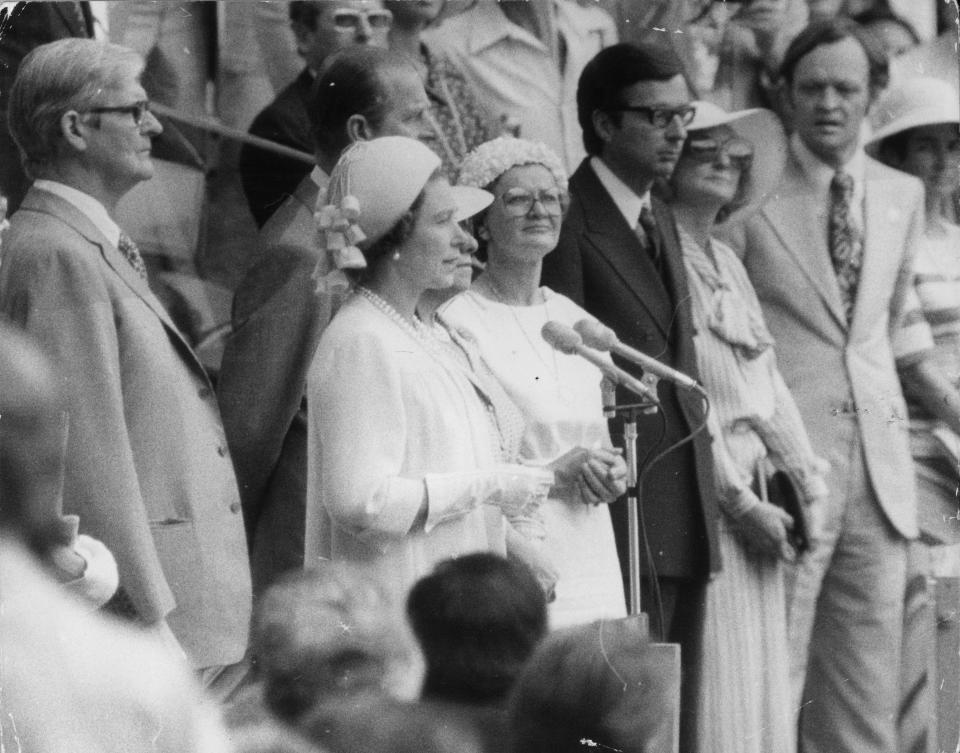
[730, 500, 797, 562]
[578, 448, 627, 506]
[548, 446, 626, 506]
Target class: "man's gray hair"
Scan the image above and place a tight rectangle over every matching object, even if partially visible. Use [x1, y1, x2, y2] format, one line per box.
[8, 38, 143, 178]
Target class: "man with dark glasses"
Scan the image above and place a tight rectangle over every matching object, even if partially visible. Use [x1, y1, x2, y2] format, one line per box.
[240, 1, 391, 228]
[541, 41, 719, 753]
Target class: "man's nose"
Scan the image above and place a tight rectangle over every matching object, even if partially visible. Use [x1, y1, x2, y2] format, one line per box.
[665, 114, 686, 141]
[355, 14, 372, 42]
[142, 109, 163, 136]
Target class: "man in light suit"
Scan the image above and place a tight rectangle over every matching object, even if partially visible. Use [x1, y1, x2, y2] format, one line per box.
[722, 19, 928, 753]
[0, 38, 251, 687]
[540, 42, 719, 752]
[218, 46, 435, 594]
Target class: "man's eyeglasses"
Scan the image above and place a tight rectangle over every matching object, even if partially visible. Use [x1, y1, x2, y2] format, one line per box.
[611, 105, 696, 129]
[332, 8, 393, 31]
[500, 189, 567, 217]
[86, 100, 151, 127]
[683, 136, 754, 168]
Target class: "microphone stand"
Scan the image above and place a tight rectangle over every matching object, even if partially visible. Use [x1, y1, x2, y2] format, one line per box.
[606, 374, 660, 617]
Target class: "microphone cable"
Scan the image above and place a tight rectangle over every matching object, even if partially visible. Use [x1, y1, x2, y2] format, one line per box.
[632, 386, 712, 641]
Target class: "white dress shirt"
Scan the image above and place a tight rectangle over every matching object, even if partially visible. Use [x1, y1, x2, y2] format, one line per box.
[425, 0, 617, 172]
[791, 132, 866, 232]
[589, 156, 652, 230]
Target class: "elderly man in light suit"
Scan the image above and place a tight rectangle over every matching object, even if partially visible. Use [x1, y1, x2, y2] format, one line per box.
[722, 18, 934, 753]
[0, 38, 251, 689]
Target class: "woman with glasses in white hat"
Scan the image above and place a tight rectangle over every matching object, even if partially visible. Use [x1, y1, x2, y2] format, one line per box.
[305, 136, 580, 599]
[869, 77, 960, 545]
[441, 137, 628, 630]
[661, 102, 828, 753]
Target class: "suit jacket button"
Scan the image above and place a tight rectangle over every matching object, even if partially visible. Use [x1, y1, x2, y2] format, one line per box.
[229, 502, 241, 514]
[199, 386, 212, 399]
[217, 445, 228, 457]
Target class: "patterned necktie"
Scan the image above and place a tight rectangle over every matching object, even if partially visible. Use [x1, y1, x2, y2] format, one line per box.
[637, 204, 661, 269]
[118, 231, 148, 281]
[828, 171, 862, 324]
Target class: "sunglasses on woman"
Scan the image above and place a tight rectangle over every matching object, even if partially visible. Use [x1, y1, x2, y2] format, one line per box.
[683, 136, 754, 168]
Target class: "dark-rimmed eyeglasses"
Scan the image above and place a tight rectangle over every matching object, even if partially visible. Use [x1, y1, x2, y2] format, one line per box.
[683, 136, 754, 168]
[332, 8, 393, 31]
[610, 105, 696, 129]
[500, 188, 567, 217]
[86, 100, 151, 127]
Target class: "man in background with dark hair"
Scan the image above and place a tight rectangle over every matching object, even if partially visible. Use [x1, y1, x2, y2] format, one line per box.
[239, 0, 392, 227]
[540, 41, 719, 752]
[722, 18, 927, 753]
[219, 46, 435, 595]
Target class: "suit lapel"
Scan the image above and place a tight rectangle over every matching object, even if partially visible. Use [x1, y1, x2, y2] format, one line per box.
[22, 189, 210, 380]
[654, 197, 698, 371]
[850, 158, 906, 333]
[762, 157, 847, 330]
[572, 163, 674, 338]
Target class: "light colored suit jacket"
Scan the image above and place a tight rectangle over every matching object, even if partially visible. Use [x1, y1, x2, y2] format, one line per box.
[0, 187, 251, 668]
[724, 152, 923, 539]
[218, 174, 339, 590]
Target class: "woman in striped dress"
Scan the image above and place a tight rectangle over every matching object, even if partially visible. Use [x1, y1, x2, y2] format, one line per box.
[660, 101, 828, 753]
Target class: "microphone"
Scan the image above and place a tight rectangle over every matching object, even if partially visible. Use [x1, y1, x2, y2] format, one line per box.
[573, 319, 702, 392]
[541, 321, 660, 405]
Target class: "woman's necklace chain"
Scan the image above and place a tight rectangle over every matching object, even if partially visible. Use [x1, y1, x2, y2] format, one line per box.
[481, 277, 571, 401]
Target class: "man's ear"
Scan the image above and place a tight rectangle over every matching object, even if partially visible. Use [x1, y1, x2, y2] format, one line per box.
[591, 108, 614, 144]
[59, 111, 88, 152]
[346, 114, 372, 143]
[290, 21, 313, 59]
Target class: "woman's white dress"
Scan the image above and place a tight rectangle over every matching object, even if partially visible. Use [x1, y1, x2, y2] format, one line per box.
[441, 287, 627, 629]
[680, 228, 827, 753]
[305, 293, 549, 598]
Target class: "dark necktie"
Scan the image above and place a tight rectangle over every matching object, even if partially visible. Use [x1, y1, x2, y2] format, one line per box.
[118, 231, 148, 281]
[828, 171, 862, 324]
[637, 204, 661, 269]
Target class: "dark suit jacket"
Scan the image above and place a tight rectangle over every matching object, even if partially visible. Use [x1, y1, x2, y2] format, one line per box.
[218, 175, 342, 593]
[239, 67, 315, 228]
[541, 159, 720, 580]
[0, 188, 251, 667]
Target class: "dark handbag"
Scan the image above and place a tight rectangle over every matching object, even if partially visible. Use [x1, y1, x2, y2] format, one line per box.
[752, 470, 810, 554]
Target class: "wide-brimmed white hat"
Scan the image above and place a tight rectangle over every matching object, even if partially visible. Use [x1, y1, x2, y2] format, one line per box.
[866, 77, 960, 157]
[685, 101, 787, 225]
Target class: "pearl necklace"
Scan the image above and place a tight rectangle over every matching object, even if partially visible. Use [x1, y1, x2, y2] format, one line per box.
[357, 285, 506, 461]
[356, 286, 447, 359]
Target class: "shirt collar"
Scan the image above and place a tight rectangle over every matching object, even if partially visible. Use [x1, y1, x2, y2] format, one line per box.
[791, 132, 866, 197]
[468, 0, 551, 56]
[33, 179, 120, 247]
[590, 156, 651, 228]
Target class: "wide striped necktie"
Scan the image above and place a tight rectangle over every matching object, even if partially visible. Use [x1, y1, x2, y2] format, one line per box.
[828, 171, 862, 324]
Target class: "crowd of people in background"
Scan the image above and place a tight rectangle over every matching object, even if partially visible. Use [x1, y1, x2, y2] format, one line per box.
[0, 1, 958, 753]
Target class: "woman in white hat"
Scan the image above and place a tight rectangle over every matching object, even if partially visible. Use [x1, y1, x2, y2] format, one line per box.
[441, 137, 628, 630]
[660, 102, 828, 753]
[868, 77, 960, 542]
[305, 136, 575, 599]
